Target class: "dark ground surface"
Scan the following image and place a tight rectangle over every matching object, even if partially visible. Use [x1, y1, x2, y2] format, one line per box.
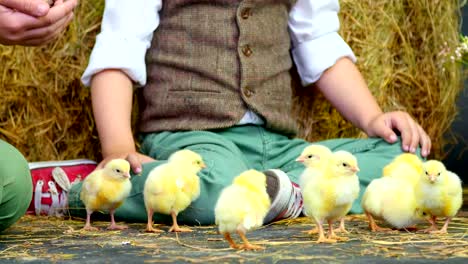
[0, 212, 466, 263]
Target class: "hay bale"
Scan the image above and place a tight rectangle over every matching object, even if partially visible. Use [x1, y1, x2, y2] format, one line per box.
[0, 0, 463, 162]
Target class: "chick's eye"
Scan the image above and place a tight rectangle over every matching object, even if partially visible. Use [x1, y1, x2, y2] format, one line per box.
[116, 169, 121, 173]
[307, 155, 314, 159]
[425, 171, 429, 175]
[437, 172, 441, 176]
[342, 163, 348, 167]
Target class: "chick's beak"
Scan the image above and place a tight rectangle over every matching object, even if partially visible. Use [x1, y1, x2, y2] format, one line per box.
[295, 156, 305, 163]
[124, 172, 131, 179]
[429, 175, 436, 183]
[351, 166, 360, 173]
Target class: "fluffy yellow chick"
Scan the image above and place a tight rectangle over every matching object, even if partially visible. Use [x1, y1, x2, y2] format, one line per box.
[382, 153, 423, 187]
[144, 149, 205, 233]
[296, 144, 332, 187]
[215, 169, 270, 251]
[417, 160, 463, 234]
[362, 176, 424, 232]
[296, 144, 332, 235]
[302, 150, 360, 243]
[80, 159, 132, 231]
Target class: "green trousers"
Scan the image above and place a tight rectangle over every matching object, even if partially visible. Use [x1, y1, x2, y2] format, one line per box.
[0, 140, 32, 232]
[69, 125, 408, 225]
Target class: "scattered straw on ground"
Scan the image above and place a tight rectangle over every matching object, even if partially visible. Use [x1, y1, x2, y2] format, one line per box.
[0, 213, 466, 263]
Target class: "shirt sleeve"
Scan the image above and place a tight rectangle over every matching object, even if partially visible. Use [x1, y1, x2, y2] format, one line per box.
[81, 0, 162, 87]
[289, 0, 356, 86]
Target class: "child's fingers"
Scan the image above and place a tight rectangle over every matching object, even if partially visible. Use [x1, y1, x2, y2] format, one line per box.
[417, 124, 431, 157]
[390, 113, 412, 152]
[406, 115, 419, 154]
[126, 153, 142, 174]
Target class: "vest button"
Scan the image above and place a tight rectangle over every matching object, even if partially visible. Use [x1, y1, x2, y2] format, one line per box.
[244, 87, 254, 97]
[241, 8, 252, 19]
[242, 44, 253, 57]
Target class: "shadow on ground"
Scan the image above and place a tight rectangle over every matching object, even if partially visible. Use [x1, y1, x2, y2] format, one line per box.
[0, 213, 467, 263]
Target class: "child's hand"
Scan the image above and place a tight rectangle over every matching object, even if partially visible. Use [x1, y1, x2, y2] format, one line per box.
[96, 152, 155, 175]
[365, 111, 431, 157]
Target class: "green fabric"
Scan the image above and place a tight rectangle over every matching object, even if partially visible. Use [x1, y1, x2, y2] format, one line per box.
[0, 140, 32, 232]
[69, 125, 413, 226]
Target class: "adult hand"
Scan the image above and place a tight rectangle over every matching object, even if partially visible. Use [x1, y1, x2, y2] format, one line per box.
[365, 111, 432, 157]
[96, 152, 155, 175]
[0, 0, 77, 46]
[0, 0, 50, 16]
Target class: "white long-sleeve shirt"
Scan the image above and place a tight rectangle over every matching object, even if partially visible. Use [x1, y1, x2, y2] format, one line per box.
[82, 0, 355, 87]
[81, 0, 356, 125]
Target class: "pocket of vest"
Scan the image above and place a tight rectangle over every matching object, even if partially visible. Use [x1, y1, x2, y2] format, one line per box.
[167, 76, 226, 94]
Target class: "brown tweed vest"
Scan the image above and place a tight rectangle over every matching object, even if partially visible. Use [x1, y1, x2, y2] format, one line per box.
[140, 0, 299, 135]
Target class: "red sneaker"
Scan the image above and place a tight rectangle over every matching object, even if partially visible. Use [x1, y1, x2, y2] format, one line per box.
[27, 159, 97, 216]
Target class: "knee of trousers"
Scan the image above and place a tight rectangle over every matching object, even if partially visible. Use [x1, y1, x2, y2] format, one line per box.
[0, 141, 32, 232]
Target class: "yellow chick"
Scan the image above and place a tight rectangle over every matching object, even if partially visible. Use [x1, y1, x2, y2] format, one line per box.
[80, 159, 131, 231]
[302, 150, 360, 243]
[362, 176, 424, 232]
[382, 153, 423, 187]
[215, 169, 270, 251]
[417, 160, 463, 234]
[296, 144, 332, 188]
[144, 149, 205, 233]
[296, 144, 332, 235]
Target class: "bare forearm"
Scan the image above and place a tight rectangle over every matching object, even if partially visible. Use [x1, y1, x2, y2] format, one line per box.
[315, 57, 382, 133]
[91, 69, 135, 157]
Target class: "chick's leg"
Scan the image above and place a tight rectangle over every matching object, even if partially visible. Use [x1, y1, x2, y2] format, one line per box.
[168, 210, 192, 232]
[365, 211, 392, 232]
[327, 219, 348, 241]
[107, 209, 128, 230]
[314, 218, 336, 243]
[237, 230, 264, 251]
[82, 209, 98, 231]
[145, 208, 163, 233]
[223, 232, 240, 249]
[422, 215, 438, 233]
[302, 226, 319, 235]
[333, 218, 349, 234]
[430, 217, 451, 234]
[301, 218, 318, 235]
